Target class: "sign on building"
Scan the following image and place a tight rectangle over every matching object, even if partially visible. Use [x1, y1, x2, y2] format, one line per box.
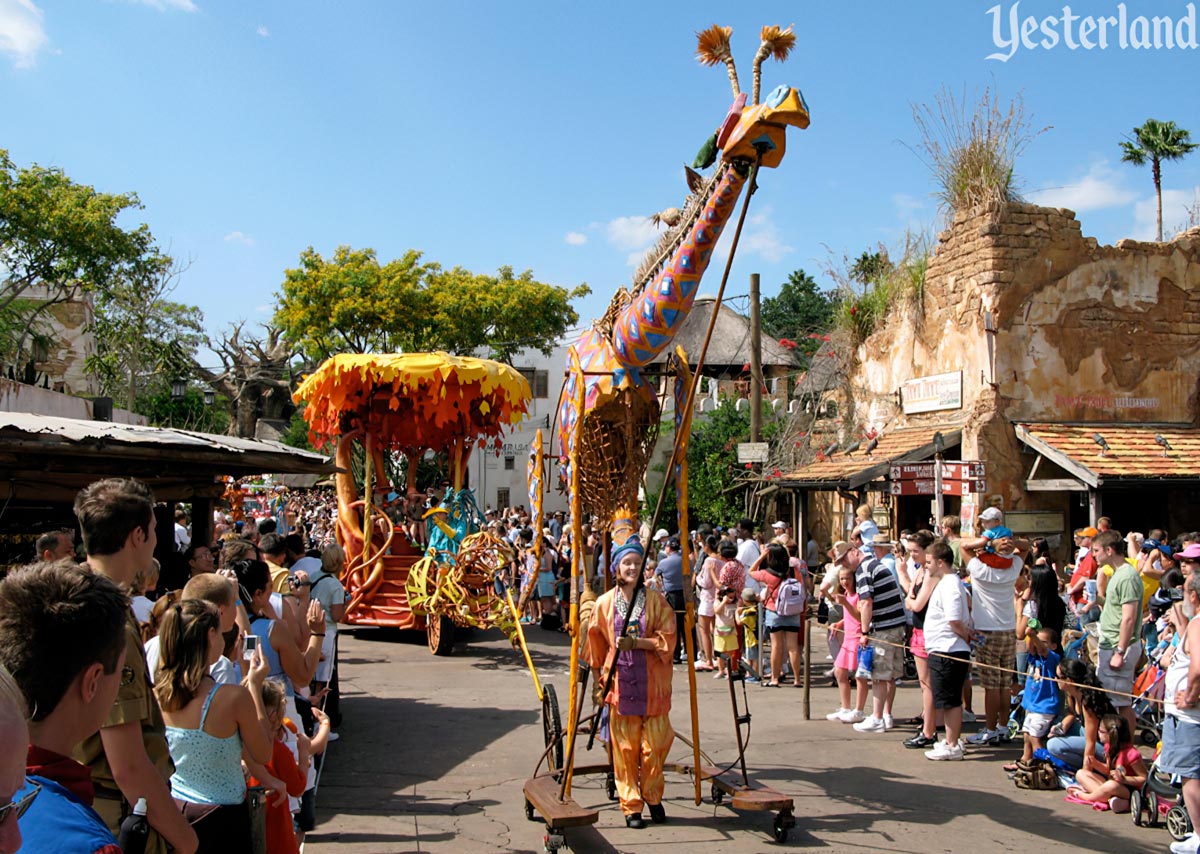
[900, 371, 963, 415]
[737, 442, 770, 464]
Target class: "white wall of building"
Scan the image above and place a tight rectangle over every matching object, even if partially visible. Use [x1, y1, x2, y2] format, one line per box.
[468, 344, 569, 515]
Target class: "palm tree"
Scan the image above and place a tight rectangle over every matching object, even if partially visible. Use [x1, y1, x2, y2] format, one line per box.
[1120, 119, 1198, 241]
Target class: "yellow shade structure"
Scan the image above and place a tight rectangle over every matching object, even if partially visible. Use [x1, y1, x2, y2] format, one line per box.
[294, 352, 532, 453]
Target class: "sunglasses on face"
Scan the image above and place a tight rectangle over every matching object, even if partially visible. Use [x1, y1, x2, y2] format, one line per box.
[0, 779, 41, 826]
[287, 576, 312, 588]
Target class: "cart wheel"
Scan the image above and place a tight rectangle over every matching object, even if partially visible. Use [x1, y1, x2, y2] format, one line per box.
[525, 799, 536, 822]
[711, 783, 725, 805]
[542, 684, 563, 773]
[773, 811, 791, 843]
[427, 615, 454, 656]
[1130, 790, 1144, 827]
[1168, 805, 1192, 841]
[543, 830, 565, 853]
[1147, 791, 1162, 828]
[605, 771, 618, 801]
[1141, 727, 1161, 748]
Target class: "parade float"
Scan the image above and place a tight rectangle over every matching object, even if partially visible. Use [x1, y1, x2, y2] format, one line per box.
[521, 24, 810, 851]
[293, 352, 534, 655]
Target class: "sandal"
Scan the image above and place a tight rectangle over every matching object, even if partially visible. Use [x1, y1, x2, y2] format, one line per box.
[766, 681, 781, 688]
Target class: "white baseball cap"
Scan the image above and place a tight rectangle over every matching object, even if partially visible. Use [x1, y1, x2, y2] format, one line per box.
[654, 528, 670, 541]
[979, 507, 1004, 521]
[771, 520, 787, 529]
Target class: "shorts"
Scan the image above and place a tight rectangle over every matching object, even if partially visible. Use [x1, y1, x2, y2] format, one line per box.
[1097, 643, 1141, 708]
[698, 588, 715, 618]
[1023, 711, 1055, 738]
[976, 630, 1017, 690]
[869, 626, 906, 681]
[929, 650, 970, 708]
[314, 628, 337, 683]
[910, 627, 927, 660]
[1159, 715, 1200, 779]
[765, 609, 800, 633]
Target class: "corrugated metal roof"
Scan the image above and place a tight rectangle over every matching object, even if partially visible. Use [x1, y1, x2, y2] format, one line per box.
[778, 426, 963, 489]
[1017, 423, 1200, 486]
[0, 412, 332, 474]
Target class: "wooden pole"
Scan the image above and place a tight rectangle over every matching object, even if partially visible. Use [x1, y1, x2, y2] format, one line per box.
[749, 272, 763, 443]
[802, 611, 812, 720]
[561, 350, 586, 801]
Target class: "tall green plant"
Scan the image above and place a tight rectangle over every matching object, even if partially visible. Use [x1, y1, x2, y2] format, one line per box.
[909, 86, 1046, 212]
[1120, 119, 1198, 242]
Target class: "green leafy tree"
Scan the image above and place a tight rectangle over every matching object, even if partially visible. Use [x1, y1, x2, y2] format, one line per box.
[86, 256, 206, 411]
[137, 387, 230, 434]
[0, 148, 154, 367]
[274, 245, 590, 363]
[760, 269, 837, 363]
[1120, 119, 1198, 242]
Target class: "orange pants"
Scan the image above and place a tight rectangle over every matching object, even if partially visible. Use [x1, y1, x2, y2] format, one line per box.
[609, 710, 674, 815]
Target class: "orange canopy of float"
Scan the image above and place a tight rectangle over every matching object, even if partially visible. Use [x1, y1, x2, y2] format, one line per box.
[293, 352, 532, 452]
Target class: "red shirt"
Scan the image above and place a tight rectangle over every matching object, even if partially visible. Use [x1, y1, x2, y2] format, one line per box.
[1069, 552, 1098, 605]
[249, 738, 307, 854]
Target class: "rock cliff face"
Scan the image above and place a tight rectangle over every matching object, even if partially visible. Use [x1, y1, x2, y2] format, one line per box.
[842, 201, 1200, 519]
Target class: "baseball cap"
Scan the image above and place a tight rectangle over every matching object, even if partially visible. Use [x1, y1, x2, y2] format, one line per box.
[1075, 526, 1099, 538]
[654, 528, 670, 541]
[667, 536, 681, 550]
[979, 507, 1003, 522]
[771, 520, 786, 530]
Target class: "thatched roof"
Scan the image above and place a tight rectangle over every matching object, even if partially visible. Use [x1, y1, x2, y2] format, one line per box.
[647, 297, 796, 372]
[794, 341, 845, 396]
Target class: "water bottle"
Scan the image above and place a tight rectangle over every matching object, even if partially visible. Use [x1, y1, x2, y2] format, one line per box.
[117, 798, 149, 854]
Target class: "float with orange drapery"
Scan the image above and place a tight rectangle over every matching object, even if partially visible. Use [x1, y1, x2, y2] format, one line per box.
[293, 351, 537, 655]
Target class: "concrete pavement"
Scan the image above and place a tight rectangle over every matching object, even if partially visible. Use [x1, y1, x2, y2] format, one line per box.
[304, 625, 1163, 853]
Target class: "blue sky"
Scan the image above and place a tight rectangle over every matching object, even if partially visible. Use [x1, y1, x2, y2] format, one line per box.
[2, 0, 1198, 365]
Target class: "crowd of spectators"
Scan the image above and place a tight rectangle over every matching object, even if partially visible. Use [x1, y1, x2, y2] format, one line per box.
[0, 479, 347, 854]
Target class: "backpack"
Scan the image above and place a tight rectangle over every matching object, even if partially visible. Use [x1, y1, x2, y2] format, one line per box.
[1012, 759, 1059, 790]
[775, 577, 806, 616]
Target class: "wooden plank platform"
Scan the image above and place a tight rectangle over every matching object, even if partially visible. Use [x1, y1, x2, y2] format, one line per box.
[667, 762, 793, 812]
[523, 776, 600, 829]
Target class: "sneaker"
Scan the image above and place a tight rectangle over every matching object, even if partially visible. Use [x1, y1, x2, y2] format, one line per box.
[883, 714, 894, 731]
[826, 708, 851, 721]
[903, 732, 937, 749]
[966, 728, 1004, 746]
[1170, 835, 1199, 854]
[326, 731, 340, 743]
[853, 716, 886, 733]
[837, 709, 865, 724]
[925, 740, 965, 761]
[745, 675, 760, 684]
[961, 709, 977, 723]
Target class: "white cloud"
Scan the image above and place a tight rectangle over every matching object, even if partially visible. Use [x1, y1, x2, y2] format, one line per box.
[0, 0, 48, 69]
[1132, 187, 1200, 240]
[123, 0, 198, 11]
[1029, 161, 1138, 213]
[255, 304, 271, 313]
[256, 24, 268, 37]
[892, 193, 925, 215]
[739, 206, 794, 264]
[605, 215, 658, 252]
[223, 230, 254, 246]
[564, 231, 587, 246]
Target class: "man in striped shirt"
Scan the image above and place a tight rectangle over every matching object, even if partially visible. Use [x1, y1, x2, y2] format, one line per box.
[835, 544, 908, 733]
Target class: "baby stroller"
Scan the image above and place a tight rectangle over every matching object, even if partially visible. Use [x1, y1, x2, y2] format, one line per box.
[1132, 656, 1166, 748]
[1004, 689, 1026, 742]
[1131, 748, 1192, 840]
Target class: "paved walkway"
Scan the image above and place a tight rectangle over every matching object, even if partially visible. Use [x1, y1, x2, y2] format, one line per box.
[305, 626, 1163, 853]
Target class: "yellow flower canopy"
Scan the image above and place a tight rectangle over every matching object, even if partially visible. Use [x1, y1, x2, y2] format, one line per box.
[294, 352, 532, 452]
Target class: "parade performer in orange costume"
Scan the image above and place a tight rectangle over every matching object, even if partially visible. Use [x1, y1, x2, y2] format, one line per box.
[585, 539, 676, 829]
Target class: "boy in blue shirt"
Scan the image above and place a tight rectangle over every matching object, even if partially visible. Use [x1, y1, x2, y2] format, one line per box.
[1015, 624, 1061, 768]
